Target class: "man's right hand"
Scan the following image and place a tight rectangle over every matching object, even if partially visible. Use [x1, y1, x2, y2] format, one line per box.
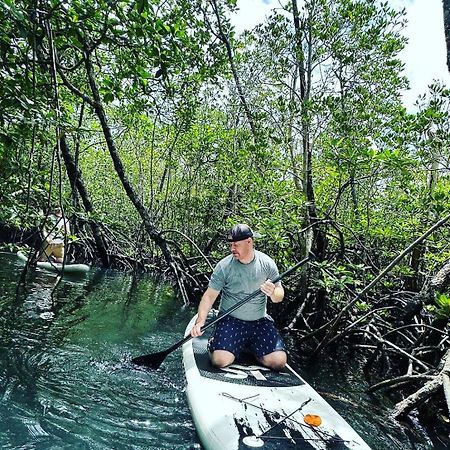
[190, 320, 205, 337]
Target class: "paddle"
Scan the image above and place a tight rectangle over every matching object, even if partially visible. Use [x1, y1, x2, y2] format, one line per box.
[132, 252, 315, 370]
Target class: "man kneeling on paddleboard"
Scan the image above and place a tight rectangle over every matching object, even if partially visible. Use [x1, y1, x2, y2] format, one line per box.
[190, 224, 287, 371]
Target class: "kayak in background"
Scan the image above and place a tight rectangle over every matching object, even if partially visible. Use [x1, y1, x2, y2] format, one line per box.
[17, 251, 90, 274]
[182, 311, 371, 450]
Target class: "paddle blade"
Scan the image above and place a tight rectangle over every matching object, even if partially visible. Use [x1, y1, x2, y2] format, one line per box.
[131, 349, 170, 370]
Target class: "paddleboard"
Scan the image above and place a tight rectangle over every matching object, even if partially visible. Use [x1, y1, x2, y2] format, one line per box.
[182, 311, 371, 450]
[17, 251, 90, 274]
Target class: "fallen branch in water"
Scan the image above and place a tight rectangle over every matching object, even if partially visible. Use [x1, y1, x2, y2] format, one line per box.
[391, 350, 450, 419]
[367, 374, 436, 393]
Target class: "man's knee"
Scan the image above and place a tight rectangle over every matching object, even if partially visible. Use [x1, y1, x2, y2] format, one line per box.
[259, 351, 287, 371]
[210, 350, 235, 368]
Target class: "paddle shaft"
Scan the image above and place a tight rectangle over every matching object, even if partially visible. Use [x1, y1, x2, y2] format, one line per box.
[164, 253, 313, 354]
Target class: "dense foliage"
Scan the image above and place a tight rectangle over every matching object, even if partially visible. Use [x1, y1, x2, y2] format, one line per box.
[0, 0, 448, 266]
[1, 0, 449, 438]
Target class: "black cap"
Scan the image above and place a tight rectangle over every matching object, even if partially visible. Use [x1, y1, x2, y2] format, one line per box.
[227, 224, 261, 242]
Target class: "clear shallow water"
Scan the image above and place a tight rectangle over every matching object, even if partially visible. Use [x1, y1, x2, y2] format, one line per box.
[0, 251, 442, 449]
[1, 252, 197, 449]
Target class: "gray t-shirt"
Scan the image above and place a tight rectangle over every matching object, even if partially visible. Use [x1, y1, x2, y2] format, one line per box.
[208, 250, 280, 321]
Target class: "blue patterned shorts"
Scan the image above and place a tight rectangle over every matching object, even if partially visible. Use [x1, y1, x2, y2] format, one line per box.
[208, 315, 286, 359]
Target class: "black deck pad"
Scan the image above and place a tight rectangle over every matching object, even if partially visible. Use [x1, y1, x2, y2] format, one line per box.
[192, 320, 304, 387]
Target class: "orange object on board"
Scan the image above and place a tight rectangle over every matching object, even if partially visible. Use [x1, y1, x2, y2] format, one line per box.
[304, 414, 322, 427]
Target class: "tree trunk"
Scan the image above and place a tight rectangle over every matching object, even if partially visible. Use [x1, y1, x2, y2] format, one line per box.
[43, 17, 110, 266]
[209, 0, 256, 138]
[292, 0, 327, 259]
[59, 135, 110, 266]
[82, 49, 175, 267]
[443, 0, 450, 73]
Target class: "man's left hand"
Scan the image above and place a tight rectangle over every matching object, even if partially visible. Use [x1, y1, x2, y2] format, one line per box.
[260, 279, 276, 297]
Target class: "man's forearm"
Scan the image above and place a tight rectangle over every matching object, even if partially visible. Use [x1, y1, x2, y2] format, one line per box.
[196, 290, 218, 325]
[196, 299, 211, 325]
